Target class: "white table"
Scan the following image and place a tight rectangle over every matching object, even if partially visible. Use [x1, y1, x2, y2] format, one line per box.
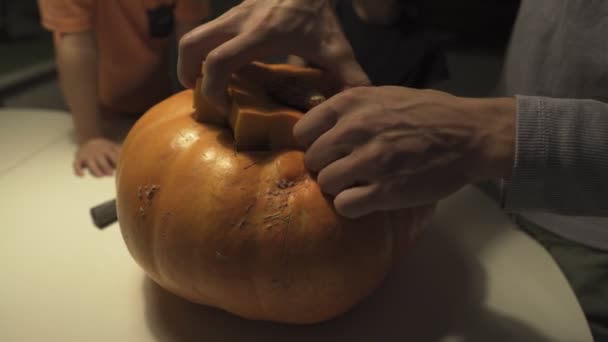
[0, 108, 593, 342]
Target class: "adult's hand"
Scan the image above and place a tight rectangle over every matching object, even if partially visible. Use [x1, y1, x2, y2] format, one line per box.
[178, 0, 369, 112]
[293, 86, 516, 218]
[73, 138, 121, 178]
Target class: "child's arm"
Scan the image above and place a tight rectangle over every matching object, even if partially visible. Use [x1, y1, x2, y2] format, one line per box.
[57, 32, 120, 177]
[57, 32, 100, 144]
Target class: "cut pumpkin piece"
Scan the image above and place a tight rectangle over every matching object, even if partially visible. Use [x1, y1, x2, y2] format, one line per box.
[193, 77, 226, 126]
[194, 62, 337, 151]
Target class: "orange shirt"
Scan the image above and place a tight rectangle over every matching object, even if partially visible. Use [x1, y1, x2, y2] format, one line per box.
[38, 0, 210, 115]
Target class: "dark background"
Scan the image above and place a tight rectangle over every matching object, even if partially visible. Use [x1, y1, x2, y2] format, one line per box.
[0, 0, 521, 107]
[208, 0, 521, 47]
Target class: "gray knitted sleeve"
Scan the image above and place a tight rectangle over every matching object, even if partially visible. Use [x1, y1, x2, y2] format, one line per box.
[503, 95, 608, 216]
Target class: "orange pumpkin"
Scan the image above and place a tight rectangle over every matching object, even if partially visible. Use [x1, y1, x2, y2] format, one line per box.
[116, 62, 434, 324]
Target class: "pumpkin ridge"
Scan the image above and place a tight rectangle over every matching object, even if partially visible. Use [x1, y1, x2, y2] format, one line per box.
[147, 145, 192, 288]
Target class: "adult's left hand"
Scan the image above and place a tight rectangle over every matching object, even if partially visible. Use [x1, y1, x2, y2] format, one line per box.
[178, 0, 369, 113]
[293, 86, 516, 218]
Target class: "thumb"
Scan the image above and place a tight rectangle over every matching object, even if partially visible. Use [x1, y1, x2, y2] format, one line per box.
[303, 5, 371, 88]
[304, 47, 371, 89]
[326, 56, 371, 89]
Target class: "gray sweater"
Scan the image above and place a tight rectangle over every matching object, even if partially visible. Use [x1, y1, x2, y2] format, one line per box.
[499, 0, 608, 250]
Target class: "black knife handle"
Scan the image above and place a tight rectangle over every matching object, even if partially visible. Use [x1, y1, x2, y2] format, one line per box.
[91, 199, 117, 229]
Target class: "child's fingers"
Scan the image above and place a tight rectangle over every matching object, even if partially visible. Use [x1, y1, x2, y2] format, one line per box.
[86, 159, 103, 177]
[111, 144, 121, 156]
[96, 155, 114, 176]
[108, 150, 119, 168]
[73, 158, 85, 177]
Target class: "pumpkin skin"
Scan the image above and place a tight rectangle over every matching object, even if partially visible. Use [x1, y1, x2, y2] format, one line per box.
[116, 63, 434, 324]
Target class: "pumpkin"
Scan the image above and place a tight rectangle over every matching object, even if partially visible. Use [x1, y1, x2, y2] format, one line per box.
[115, 62, 434, 324]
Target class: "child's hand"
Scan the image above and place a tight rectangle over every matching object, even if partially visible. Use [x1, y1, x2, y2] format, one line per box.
[73, 138, 121, 177]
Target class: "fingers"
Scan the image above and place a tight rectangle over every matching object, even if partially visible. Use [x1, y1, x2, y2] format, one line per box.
[333, 183, 381, 218]
[294, 86, 369, 148]
[301, 33, 371, 88]
[323, 55, 371, 89]
[177, 17, 237, 88]
[333, 181, 418, 218]
[82, 156, 116, 177]
[317, 156, 358, 196]
[293, 99, 340, 148]
[300, 48, 371, 90]
[86, 158, 104, 178]
[293, 7, 370, 88]
[305, 119, 374, 172]
[108, 146, 120, 167]
[73, 142, 121, 178]
[73, 158, 85, 177]
[334, 175, 452, 218]
[201, 33, 269, 112]
[299, 46, 372, 90]
[299, 94, 372, 172]
[96, 155, 114, 176]
[304, 127, 351, 172]
[317, 150, 373, 196]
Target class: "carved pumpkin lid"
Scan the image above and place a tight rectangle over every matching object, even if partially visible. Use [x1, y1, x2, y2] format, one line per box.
[194, 62, 337, 151]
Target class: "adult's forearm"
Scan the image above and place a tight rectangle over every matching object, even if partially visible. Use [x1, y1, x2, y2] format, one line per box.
[504, 96, 608, 216]
[56, 31, 100, 144]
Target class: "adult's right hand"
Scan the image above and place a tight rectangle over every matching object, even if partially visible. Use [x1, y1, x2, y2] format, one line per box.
[178, 0, 370, 113]
[73, 138, 121, 178]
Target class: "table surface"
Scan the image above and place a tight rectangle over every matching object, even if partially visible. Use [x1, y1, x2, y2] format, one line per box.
[0, 108, 593, 342]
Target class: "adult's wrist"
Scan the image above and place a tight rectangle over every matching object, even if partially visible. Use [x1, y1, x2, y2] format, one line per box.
[465, 97, 517, 182]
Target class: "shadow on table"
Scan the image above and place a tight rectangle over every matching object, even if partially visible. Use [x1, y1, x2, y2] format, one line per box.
[142, 223, 553, 342]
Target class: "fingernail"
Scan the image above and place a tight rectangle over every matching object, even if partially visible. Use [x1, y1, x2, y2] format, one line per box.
[307, 92, 327, 109]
